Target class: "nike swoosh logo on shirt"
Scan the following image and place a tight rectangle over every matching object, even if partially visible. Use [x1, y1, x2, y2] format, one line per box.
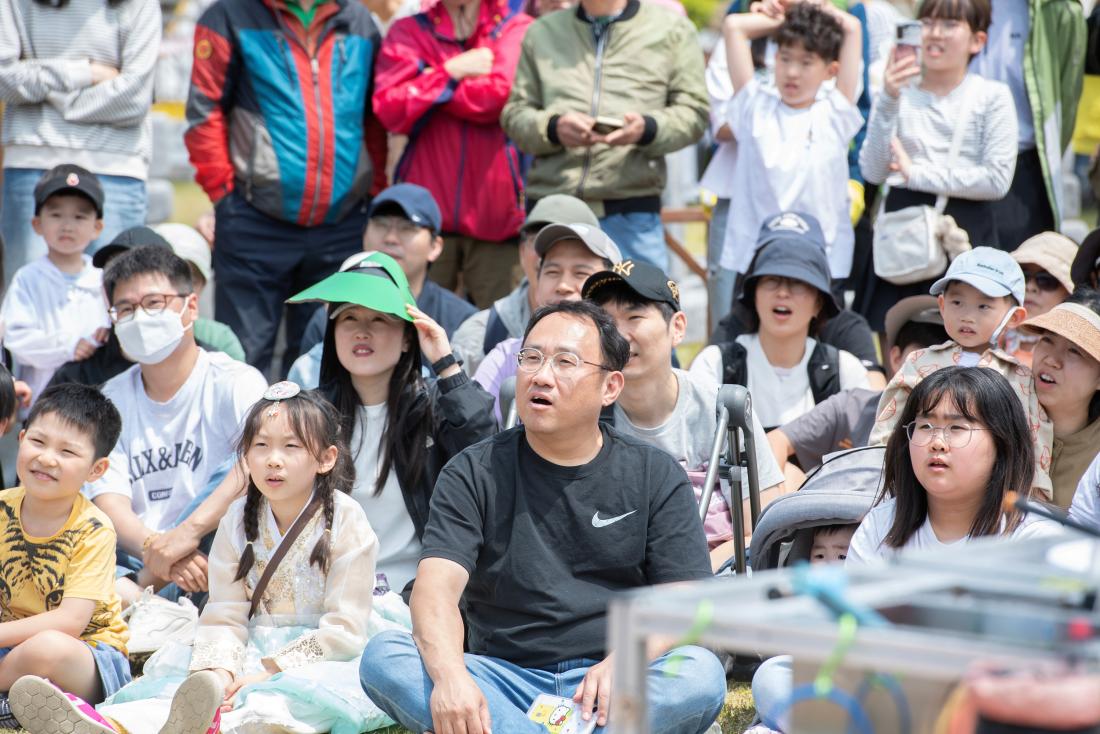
[591, 510, 638, 528]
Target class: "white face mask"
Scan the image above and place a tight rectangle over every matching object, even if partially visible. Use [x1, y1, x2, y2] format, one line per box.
[115, 306, 192, 365]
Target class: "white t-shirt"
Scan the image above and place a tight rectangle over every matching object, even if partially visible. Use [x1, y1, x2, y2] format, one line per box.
[721, 78, 864, 278]
[699, 41, 738, 200]
[350, 403, 422, 593]
[1069, 453, 1100, 533]
[612, 369, 784, 491]
[690, 335, 871, 429]
[85, 349, 267, 533]
[846, 496, 1062, 566]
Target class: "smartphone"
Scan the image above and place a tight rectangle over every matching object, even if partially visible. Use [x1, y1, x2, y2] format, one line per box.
[895, 20, 922, 66]
[592, 115, 624, 135]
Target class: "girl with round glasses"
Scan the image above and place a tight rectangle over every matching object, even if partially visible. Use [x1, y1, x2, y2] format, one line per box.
[847, 366, 1059, 565]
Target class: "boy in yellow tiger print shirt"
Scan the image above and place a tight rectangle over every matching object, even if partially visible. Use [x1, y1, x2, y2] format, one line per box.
[0, 384, 129, 726]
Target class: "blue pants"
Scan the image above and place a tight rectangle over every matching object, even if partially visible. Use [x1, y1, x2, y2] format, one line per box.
[752, 655, 793, 731]
[212, 191, 365, 376]
[599, 210, 669, 272]
[2, 167, 147, 287]
[360, 630, 725, 734]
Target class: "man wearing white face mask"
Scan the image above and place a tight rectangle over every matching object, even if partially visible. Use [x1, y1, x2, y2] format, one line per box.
[85, 246, 266, 608]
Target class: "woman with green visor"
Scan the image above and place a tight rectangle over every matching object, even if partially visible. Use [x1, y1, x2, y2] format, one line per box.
[288, 251, 497, 601]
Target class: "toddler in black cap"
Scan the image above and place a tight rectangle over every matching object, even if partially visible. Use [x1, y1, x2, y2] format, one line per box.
[0, 165, 112, 406]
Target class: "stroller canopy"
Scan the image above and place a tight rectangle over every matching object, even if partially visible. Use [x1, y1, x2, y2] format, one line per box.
[750, 446, 885, 572]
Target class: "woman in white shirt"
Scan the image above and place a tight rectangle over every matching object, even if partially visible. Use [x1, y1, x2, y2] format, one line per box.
[290, 251, 497, 599]
[854, 0, 1017, 331]
[691, 215, 870, 430]
[847, 366, 1058, 566]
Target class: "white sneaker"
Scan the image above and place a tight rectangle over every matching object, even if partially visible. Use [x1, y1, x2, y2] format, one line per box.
[122, 587, 199, 654]
[159, 671, 223, 734]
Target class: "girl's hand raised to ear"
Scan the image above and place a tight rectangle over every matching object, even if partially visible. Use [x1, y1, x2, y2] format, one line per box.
[406, 305, 460, 377]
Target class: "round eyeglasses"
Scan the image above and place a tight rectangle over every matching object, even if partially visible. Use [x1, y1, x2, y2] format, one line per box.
[516, 347, 610, 377]
[905, 421, 990, 448]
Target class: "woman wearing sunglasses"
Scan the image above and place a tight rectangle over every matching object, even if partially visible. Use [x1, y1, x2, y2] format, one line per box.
[1005, 232, 1077, 365]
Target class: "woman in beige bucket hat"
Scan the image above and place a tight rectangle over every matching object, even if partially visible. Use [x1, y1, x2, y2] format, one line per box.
[1021, 288, 1100, 507]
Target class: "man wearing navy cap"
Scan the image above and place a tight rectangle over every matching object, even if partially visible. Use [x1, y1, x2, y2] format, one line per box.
[363, 184, 477, 337]
[298, 184, 477, 357]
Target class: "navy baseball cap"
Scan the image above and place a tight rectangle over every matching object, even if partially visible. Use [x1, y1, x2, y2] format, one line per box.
[739, 212, 839, 317]
[34, 164, 104, 218]
[368, 183, 442, 234]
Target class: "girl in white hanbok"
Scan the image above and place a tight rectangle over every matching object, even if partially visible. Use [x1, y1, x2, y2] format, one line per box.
[12, 384, 405, 734]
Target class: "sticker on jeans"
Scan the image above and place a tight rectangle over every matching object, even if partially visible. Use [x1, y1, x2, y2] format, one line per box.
[527, 694, 596, 734]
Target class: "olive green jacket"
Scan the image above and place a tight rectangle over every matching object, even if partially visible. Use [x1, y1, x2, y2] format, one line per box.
[501, 0, 707, 211]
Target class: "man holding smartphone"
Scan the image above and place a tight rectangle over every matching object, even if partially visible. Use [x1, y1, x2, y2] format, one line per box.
[501, 0, 709, 271]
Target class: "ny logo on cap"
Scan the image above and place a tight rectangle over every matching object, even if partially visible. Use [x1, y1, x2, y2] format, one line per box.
[66, 173, 80, 186]
[766, 213, 810, 234]
[613, 260, 635, 277]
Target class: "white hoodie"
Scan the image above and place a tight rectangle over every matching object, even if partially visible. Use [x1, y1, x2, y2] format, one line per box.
[0, 255, 111, 404]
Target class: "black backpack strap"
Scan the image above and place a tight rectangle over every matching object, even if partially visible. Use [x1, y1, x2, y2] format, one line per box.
[717, 341, 748, 387]
[482, 307, 510, 355]
[807, 341, 842, 405]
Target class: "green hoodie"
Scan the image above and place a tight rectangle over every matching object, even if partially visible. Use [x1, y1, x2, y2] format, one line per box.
[1026, 0, 1087, 225]
[501, 0, 708, 213]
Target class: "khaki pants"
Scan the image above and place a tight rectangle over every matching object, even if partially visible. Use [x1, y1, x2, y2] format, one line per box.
[429, 235, 520, 309]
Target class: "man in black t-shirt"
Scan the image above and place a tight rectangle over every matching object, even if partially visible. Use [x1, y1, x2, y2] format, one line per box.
[359, 300, 726, 734]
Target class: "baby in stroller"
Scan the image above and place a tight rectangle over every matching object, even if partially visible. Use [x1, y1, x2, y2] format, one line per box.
[745, 445, 884, 734]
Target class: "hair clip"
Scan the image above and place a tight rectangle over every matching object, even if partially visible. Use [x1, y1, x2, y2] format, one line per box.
[263, 381, 301, 418]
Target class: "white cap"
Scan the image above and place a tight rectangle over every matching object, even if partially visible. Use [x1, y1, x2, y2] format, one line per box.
[152, 223, 212, 283]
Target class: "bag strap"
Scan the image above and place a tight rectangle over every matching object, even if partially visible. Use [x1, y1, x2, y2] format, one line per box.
[934, 81, 977, 213]
[248, 494, 323, 620]
[876, 78, 978, 217]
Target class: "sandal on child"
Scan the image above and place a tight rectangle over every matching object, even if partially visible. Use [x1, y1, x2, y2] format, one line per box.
[9, 675, 118, 734]
[159, 670, 223, 734]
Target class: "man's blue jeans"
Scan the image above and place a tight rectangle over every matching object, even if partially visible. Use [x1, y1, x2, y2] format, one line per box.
[360, 630, 726, 734]
[599, 211, 669, 272]
[2, 167, 147, 286]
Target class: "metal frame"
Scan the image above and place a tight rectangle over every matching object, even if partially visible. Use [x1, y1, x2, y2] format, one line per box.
[697, 384, 761, 574]
[499, 376, 518, 430]
[607, 534, 1100, 733]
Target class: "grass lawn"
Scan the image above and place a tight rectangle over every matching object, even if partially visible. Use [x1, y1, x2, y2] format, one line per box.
[374, 682, 756, 733]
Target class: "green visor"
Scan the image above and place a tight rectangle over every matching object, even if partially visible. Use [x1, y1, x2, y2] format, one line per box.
[287, 251, 416, 322]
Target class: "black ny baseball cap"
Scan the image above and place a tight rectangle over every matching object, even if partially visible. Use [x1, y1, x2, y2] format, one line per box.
[34, 164, 104, 218]
[582, 259, 681, 311]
